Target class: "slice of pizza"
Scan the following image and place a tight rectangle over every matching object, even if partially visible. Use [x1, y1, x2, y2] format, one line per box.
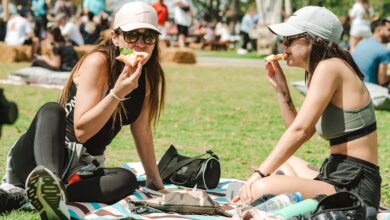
[116, 48, 149, 67]
[265, 53, 289, 62]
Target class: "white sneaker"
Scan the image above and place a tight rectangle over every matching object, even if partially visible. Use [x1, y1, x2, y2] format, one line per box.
[26, 166, 70, 220]
[237, 48, 248, 55]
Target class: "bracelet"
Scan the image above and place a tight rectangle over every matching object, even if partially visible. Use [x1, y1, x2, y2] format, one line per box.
[109, 89, 129, 101]
[254, 170, 270, 178]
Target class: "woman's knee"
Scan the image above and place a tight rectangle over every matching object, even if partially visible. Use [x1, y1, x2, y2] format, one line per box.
[101, 168, 138, 204]
[113, 168, 138, 191]
[37, 102, 65, 118]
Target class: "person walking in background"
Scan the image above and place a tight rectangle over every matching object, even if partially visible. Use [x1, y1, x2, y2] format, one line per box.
[152, 0, 169, 41]
[32, 26, 78, 71]
[349, 0, 375, 53]
[352, 18, 390, 87]
[83, 0, 106, 18]
[237, 7, 257, 55]
[174, 0, 194, 48]
[4, 2, 165, 219]
[238, 6, 381, 211]
[31, 0, 48, 39]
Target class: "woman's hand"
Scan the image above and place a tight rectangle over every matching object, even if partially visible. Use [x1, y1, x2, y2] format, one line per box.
[145, 177, 164, 191]
[235, 173, 261, 203]
[112, 61, 143, 99]
[264, 60, 288, 93]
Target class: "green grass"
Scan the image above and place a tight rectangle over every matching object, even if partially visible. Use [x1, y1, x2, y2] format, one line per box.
[0, 61, 389, 219]
[195, 48, 265, 59]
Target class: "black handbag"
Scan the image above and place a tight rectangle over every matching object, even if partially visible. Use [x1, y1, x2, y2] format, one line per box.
[310, 191, 367, 220]
[157, 145, 221, 190]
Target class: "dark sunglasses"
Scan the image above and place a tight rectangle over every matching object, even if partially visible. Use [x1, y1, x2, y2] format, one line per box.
[281, 35, 304, 46]
[118, 29, 158, 45]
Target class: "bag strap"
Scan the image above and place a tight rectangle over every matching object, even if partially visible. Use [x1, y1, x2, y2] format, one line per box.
[157, 145, 178, 173]
[160, 149, 217, 180]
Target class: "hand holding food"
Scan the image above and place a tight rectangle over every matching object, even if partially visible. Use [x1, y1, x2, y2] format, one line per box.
[116, 48, 149, 67]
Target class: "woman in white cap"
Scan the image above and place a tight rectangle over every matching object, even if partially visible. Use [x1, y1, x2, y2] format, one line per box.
[238, 6, 381, 210]
[6, 2, 165, 219]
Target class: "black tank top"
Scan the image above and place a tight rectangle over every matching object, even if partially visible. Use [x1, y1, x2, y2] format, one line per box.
[64, 70, 146, 155]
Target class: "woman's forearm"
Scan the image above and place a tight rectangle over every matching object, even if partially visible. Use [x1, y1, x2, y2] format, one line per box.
[276, 85, 297, 128]
[74, 93, 121, 142]
[258, 125, 311, 175]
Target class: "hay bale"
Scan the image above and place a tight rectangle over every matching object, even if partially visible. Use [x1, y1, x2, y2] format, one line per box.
[74, 45, 95, 59]
[160, 48, 196, 64]
[0, 43, 33, 62]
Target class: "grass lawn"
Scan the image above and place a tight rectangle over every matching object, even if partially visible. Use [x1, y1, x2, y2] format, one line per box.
[195, 48, 265, 60]
[0, 60, 389, 219]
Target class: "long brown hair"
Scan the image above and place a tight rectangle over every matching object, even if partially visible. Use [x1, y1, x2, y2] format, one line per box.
[300, 32, 364, 85]
[58, 36, 166, 128]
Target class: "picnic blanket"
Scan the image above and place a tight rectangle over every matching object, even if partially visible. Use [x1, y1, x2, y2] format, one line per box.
[67, 162, 239, 220]
[3, 67, 70, 88]
[291, 80, 390, 111]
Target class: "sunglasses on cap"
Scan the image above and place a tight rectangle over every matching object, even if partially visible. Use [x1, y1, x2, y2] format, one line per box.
[117, 29, 159, 45]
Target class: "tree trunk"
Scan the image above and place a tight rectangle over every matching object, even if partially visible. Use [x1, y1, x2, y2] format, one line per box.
[2, 0, 9, 21]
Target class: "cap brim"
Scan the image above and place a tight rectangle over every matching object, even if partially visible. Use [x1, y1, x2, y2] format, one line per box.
[268, 23, 304, 37]
[119, 23, 160, 34]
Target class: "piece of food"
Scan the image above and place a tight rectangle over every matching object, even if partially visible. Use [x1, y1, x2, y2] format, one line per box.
[116, 48, 149, 66]
[265, 53, 288, 62]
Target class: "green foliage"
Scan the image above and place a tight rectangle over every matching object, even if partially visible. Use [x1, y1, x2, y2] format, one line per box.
[0, 60, 388, 218]
[290, 0, 390, 17]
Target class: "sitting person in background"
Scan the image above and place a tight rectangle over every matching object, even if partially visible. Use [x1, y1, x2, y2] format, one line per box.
[79, 11, 101, 45]
[4, 8, 34, 46]
[352, 18, 390, 87]
[32, 26, 78, 71]
[56, 13, 84, 46]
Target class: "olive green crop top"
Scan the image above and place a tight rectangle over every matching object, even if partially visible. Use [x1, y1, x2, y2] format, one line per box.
[315, 99, 376, 145]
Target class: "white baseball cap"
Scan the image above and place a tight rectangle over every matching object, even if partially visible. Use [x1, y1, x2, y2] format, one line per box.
[269, 6, 343, 43]
[113, 2, 160, 33]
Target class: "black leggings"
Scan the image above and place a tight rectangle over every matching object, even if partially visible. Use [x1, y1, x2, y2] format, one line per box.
[11, 102, 138, 204]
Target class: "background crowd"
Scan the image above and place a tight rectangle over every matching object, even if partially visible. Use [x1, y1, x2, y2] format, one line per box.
[0, 0, 388, 83]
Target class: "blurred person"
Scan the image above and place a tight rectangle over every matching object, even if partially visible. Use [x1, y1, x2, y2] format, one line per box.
[237, 7, 257, 54]
[174, 0, 194, 48]
[31, 0, 48, 39]
[238, 6, 381, 211]
[83, 0, 106, 18]
[53, 0, 73, 18]
[152, 0, 169, 40]
[349, 0, 375, 53]
[56, 13, 84, 46]
[4, 9, 33, 46]
[80, 11, 101, 45]
[5, 2, 165, 219]
[352, 18, 390, 87]
[32, 26, 78, 71]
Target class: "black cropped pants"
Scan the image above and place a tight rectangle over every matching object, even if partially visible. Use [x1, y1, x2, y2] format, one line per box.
[11, 102, 138, 204]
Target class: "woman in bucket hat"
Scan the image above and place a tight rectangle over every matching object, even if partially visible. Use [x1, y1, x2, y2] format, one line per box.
[238, 6, 381, 210]
[7, 2, 165, 219]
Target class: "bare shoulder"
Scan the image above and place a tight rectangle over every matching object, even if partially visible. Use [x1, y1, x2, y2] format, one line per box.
[316, 58, 345, 73]
[75, 52, 109, 88]
[82, 52, 108, 70]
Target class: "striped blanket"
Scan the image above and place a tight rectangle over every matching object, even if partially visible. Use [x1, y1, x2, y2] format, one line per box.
[67, 162, 239, 219]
